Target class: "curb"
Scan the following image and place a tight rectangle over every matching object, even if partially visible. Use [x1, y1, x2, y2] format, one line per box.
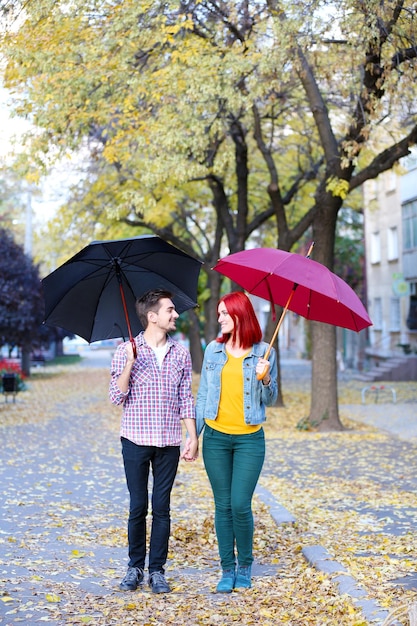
[256, 486, 391, 625]
[302, 545, 389, 624]
[255, 485, 296, 524]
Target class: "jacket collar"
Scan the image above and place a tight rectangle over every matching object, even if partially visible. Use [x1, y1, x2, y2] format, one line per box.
[212, 340, 265, 357]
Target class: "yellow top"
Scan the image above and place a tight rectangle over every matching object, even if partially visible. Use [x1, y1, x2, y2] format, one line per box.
[206, 350, 261, 435]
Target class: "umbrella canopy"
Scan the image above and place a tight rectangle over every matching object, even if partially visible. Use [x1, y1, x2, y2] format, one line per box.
[213, 247, 372, 332]
[42, 235, 202, 344]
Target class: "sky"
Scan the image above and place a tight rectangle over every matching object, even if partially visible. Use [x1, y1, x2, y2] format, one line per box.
[0, 84, 69, 225]
[0, 85, 29, 160]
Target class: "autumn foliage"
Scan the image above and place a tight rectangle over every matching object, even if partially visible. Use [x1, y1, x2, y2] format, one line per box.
[0, 360, 416, 624]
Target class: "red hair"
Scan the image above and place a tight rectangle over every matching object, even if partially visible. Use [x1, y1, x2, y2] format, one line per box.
[216, 291, 262, 349]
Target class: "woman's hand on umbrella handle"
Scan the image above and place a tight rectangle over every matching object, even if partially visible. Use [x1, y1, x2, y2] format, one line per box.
[256, 357, 270, 382]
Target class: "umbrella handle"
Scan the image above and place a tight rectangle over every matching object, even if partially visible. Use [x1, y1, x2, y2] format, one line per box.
[256, 287, 297, 381]
[129, 337, 137, 359]
[306, 241, 315, 258]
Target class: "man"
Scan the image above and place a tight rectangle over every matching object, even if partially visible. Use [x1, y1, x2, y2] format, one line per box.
[109, 288, 198, 594]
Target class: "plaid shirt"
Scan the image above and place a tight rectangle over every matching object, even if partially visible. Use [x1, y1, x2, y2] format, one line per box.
[109, 332, 195, 447]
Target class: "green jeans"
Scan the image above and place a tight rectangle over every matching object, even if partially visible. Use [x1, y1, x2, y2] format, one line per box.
[202, 425, 265, 570]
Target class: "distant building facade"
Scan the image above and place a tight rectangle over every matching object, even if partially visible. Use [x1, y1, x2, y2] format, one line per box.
[251, 151, 417, 372]
[364, 149, 417, 358]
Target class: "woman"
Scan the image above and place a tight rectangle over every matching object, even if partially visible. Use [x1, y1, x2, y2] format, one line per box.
[196, 291, 278, 592]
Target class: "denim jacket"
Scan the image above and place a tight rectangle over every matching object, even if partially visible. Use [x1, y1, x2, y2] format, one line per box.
[195, 340, 278, 436]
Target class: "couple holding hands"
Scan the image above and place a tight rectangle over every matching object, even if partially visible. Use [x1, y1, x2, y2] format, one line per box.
[109, 288, 277, 594]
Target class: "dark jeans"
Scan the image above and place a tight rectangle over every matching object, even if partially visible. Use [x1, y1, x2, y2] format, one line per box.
[121, 437, 180, 574]
[202, 425, 265, 570]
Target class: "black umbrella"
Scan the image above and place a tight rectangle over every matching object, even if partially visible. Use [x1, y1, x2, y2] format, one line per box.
[42, 235, 202, 356]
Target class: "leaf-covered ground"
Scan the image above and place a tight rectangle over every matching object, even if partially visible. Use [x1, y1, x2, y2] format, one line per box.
[1, 362, 416, 625]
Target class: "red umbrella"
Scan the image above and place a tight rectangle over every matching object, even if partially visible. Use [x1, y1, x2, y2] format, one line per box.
[213, 244, 372, 378]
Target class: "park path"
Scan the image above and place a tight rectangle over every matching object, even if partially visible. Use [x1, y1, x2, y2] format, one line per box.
[0, 352, 417, 625]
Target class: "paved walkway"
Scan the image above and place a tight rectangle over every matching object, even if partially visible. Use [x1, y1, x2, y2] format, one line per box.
[273, 357, 417, 623]
[260, 424, 417, 622]
[281, 357, 417, 442]
[341, 403, 417, 441]
[1, 351, 416, 625]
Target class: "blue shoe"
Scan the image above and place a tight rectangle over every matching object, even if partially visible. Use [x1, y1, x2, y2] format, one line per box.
[119, 567, 144, 591]
[216, 569, 235, 593]
[149, 571, 171, 594]
[235, 565, 252, 589]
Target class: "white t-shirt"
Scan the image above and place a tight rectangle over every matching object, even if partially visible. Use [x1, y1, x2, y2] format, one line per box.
[152, 343, 168, 368]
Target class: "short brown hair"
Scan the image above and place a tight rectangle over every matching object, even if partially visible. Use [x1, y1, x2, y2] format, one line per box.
[135, 288, 173, 328]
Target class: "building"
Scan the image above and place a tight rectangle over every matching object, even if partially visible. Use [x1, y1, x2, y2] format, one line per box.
[363, 149, 417, 378]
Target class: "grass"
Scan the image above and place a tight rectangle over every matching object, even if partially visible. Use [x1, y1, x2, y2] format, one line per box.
[47, 354, 82, 366]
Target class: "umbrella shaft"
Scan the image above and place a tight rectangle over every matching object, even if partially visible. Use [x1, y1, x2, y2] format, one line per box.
[257, 287, 297, 380]
[118, 282, 137, 358]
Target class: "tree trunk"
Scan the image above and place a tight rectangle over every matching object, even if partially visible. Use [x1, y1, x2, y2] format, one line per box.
[188, 308, 203, 373]
[309, 201, 344, 430]
[54, 338, 64, 357]
[204, 268, 222, 344]
[309, 321, 343, 430]
[21, 344, 31, 378]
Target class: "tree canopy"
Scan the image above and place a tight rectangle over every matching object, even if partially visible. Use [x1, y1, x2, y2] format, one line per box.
[0, 227, 44, 353]
[1, 0, 416, 428]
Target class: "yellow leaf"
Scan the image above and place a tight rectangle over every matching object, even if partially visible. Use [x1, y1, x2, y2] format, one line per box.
[326, 176, 349, 199]
[45, 593, 61, 603]
[70, 549, 87, 558]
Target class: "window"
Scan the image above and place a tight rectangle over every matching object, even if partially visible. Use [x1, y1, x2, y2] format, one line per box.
[370, 231, 381, 264]
[407, 295, 417, 330]
[373, 298, 382, 330]
[389, 298, 401, 331]
[387, 226, 399, 261]
[403, 199, 417, 250]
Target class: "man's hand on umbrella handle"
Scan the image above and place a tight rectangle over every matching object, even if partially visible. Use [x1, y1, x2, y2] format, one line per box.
[256, 357, 271, 382]
[125, 341, 136, 363]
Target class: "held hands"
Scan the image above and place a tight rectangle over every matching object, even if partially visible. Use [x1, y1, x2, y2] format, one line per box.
[181, 438, 199, 462]
[256, 357, 271, 383]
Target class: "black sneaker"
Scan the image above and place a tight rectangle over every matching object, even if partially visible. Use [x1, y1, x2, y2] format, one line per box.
[119, 567, 144, 591]
[149, 571, 171, 594]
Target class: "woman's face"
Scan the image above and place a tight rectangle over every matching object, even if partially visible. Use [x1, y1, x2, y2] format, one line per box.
[218, 301, 235, 335]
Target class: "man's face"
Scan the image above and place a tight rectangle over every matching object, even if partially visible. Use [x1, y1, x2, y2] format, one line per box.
[152, 298, 179, 332]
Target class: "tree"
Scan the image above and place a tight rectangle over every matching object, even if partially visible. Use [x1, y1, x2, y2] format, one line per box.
[292, 2, 417, 429]
[0, 169, 27, 246]
[0, 227, 45, 375]
[1, 0, 416, 427]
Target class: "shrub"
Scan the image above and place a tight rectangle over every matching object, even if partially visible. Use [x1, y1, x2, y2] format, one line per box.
[0, 359, 27, 392]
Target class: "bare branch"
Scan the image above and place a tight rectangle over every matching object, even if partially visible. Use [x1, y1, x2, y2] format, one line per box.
[350, 124, 417, 189]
